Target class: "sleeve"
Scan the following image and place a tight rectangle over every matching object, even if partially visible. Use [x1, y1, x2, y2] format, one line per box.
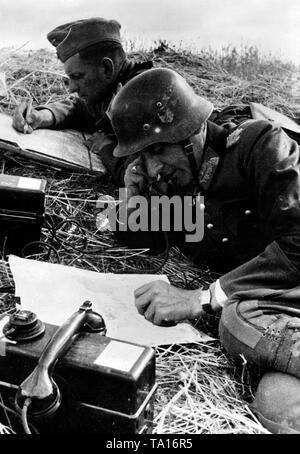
[37, 99, 131, 184]
[219, 123, 300, 302]
[209, 279, 228, 309]
[36, 97, 88, 130]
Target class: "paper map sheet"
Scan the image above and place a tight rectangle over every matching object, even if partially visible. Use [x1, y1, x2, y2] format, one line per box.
[9, 256, 213, 346]
[0, 113, 106, 173]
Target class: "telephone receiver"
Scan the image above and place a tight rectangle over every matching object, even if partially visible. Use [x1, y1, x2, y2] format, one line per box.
[14, 301, 106, 418]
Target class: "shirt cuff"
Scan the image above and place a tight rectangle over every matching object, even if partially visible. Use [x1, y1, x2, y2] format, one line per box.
[35, 106, 57, 127]
[209, 279, 228, 311]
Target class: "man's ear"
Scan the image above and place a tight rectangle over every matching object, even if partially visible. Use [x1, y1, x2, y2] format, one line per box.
[101, 57, 115, 80]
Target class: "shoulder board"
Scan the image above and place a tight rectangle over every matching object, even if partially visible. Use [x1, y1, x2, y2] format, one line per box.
[226, 119, 269, 150]
[250, 102, 300, 134]
[226, 127, 244, 148]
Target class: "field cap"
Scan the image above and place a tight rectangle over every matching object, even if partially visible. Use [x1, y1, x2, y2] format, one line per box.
[47, 17, 122, 62]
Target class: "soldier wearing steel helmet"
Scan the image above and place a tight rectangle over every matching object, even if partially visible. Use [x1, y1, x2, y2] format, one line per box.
[109, 67, 300, 434]
[12, 17, 153, 183]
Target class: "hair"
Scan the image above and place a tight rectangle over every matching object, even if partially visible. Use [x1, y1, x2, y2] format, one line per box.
[78, 41, 126, 73]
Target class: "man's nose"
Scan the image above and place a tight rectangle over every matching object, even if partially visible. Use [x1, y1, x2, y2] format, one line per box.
[68, 80, 78, 94]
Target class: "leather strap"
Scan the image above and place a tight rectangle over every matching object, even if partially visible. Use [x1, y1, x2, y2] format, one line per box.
[181, 138, 200, 194]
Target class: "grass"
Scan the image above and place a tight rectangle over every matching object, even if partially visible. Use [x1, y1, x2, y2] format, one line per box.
[0, 41, 299, 434]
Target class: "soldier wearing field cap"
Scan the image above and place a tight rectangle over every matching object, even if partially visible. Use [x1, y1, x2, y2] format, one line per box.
[12, 17, 153, 182]
[109, 67, 300, 434]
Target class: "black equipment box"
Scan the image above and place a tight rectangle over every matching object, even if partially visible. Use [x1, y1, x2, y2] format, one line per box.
[0, 315, 156, 434]
[0, 174, 46, 256]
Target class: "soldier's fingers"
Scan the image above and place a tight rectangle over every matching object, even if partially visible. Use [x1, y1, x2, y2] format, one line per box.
[23, 124, 33, 134]
[135, 291, 153, 314]
[84, 137, 93, 148]
[135, 280, 168, 298]
[131, 164, 144, 174]
[134, 282, 156, 298]
[143, 304, 156, 323]
[158, 301, 191, 324]
[124, 171, 144, 189]
[129, 174, 144, 185]
[17, 101, 28, 115]
[153, 304, 178, 326]
[128, 157, 144, 173]
[12, 102, 27, 131]
[131, 156, 143, 166]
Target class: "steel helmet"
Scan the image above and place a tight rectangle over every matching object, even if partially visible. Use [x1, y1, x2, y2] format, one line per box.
[109, 68, 214, 157]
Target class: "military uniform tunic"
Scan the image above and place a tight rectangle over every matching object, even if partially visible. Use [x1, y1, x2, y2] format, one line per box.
[180, 119, 300, 304]
[119, 118, 300, 306]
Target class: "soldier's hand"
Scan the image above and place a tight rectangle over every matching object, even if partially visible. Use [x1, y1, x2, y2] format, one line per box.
[124, 157, 148, 198]
[84, 131, 115, 155]
[12, 102, 52, 134]
[134, 280, 203, 326]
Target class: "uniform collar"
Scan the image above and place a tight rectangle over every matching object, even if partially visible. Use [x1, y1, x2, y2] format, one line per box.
[118, 59, 153, 85]
[94, 59, 153, 130]
[204, 121, 229, 153]
[198, 121, 229, 192]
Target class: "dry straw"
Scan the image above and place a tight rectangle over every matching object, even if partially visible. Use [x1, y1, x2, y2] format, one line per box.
[0, 423, 14, 435]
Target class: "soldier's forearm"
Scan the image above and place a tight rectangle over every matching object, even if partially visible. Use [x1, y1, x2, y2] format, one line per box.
[36, 99, 81, 129]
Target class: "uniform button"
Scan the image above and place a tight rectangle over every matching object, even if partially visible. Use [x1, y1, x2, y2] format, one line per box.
[245, 210, 252, 215]
[207, 223, 214, 229]
[222, 237, 229, 243]
[199, 203, 205, 210]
